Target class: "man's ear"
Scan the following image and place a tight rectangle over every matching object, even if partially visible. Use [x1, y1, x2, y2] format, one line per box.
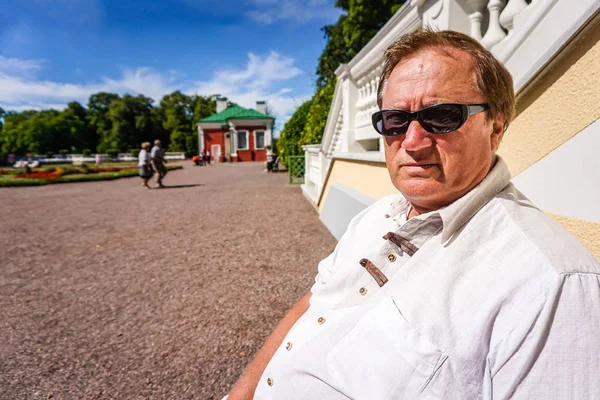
[490, 118, 505, 151]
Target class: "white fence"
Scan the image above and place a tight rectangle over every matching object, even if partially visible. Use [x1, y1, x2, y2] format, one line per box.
[13, 152, 186, 165]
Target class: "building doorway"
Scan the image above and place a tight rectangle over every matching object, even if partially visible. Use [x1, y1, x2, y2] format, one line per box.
[211, 144, 221, 163]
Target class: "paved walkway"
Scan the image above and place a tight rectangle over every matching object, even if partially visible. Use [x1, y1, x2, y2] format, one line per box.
[0, 161, 337, 399]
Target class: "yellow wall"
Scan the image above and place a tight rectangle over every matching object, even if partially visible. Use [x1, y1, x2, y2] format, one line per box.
[318, 159, 396, 212]
[498, 18, 600, 258]
[498, 19, 600, 176]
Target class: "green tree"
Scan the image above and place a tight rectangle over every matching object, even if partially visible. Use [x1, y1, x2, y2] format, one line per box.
[106, 94, 157, 152]
[338, 0, 406, 59]
[316, 15, 349, 89]
[158, 92, 216, 157]
[277, 99, 312, 166]
[160, 91, 192, 154]
[62, 101, 94, 152]
[88, 92, 119, 152]
[1, 111, 33, 156]
[301, 79, 337, 146]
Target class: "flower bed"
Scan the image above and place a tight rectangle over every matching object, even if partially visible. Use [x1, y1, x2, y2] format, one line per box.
[0, 165, 183, 187]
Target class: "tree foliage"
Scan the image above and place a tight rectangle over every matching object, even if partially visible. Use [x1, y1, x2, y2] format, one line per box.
[338, 0, 407, 60]
[316, 16, 349, 89]
[289, 0, 406, 149]
[301, 79, 336, 145]
[276, 100, 312, 166]
[0, 92, 218, 161]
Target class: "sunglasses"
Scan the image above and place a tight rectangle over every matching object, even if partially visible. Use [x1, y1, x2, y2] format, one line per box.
[372, 103, 489, 136]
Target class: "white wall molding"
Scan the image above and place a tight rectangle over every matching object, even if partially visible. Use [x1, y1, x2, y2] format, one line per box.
[513, 119, 600, 222]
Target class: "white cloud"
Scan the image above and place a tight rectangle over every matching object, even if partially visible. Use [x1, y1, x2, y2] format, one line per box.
[246, 0, 341, 25]
[0, 56, 46, 78]
[0, 65, 179, 110]
[189, 51, 309, 121]
[0, 52, 312, 132]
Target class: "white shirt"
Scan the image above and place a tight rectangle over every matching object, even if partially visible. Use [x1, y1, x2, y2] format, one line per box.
[138, 149, 149, 167]
[150, 145, 163, 161]
[256, 157, 600, 399]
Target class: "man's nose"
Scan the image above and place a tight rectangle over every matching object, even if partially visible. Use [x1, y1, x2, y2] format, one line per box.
[400, 120, 433, 151]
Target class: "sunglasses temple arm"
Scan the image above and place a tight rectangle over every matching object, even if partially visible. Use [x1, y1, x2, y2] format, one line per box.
[467, 104, 489, 116]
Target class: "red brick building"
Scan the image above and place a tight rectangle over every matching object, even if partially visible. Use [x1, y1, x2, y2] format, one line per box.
[197, 99, 274, 163]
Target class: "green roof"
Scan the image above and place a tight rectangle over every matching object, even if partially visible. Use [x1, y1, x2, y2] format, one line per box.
[198, 105, 274, 124]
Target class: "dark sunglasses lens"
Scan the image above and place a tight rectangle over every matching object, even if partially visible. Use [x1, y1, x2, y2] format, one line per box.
[378, 110, 410, 135]
[420, 104, 464, 133]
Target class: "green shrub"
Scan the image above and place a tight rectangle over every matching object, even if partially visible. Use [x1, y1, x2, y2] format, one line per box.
[46, 151, 54, 158]
[301, 79, 336, 146]
[59, 149, 69, 156]
[107, 148, 119, 158]
[277, 99, 312, 167]
[82, 149, 92, 156]
[129, 148, 138, 158]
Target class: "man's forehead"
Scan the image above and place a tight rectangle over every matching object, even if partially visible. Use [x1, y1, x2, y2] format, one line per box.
[392, 47, 475, 78]
[382, 47, 479, 106]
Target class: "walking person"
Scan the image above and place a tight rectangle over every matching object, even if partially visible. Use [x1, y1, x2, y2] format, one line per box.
[265, 145, 275, 172]
[138, 142, 153, 189]
[151, 139, 168, 187]
[206, 149, 211, 166]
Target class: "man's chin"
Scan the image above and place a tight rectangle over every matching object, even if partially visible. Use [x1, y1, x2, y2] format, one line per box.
[395, 180, 444, 202]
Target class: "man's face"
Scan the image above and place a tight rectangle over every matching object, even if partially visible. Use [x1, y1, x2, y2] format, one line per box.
[381, 48, 503, 213]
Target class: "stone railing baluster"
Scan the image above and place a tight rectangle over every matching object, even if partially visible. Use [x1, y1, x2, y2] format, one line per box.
[482, 0, 507, 48]
[499, 0, 528, 38]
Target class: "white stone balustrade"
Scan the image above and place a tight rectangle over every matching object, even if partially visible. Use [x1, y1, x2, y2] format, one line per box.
[354, 64, 383, 130]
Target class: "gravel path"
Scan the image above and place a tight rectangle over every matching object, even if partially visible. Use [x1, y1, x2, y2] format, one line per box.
[0, 161, 337, 399]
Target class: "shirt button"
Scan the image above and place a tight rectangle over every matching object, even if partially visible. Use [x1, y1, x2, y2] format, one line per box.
[285, 342, 293, 351]
[387, 253, 397, 262]
[267, 377, 273, 386]
[317, 317, 326, 325]
[359, 287, 367, 295]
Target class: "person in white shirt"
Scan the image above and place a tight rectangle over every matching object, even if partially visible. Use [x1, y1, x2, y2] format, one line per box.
[150, 139, 167, 187]
[138, 142, 152, 189]
[227, 29, 600, 400]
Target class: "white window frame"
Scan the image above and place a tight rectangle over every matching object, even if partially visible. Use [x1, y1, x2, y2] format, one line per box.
[236, 130, 249, 151]
[254, 130, 266, 150]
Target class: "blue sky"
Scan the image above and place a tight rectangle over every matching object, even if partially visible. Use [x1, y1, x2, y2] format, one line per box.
[0, 0, 342, 130]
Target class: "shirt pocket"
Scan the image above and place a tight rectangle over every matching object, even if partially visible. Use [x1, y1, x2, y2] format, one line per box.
[326, 297, 447, 400]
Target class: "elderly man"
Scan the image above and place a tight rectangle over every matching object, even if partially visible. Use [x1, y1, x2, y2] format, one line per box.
[228, 30, 600, 399]
[150, 139, 167, 187]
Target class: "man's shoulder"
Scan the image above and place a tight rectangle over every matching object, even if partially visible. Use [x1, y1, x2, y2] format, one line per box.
[484, 184, 599, 275]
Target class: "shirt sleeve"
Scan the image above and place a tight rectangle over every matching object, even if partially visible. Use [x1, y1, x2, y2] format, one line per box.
[490, 272, 600, 399]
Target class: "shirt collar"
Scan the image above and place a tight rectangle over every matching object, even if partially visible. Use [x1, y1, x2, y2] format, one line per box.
[387, 156, 511, 242]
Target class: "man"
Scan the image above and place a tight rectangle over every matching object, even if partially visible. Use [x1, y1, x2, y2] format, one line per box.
[150, 139, 167, 187]
[228, 30, 600, 399]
